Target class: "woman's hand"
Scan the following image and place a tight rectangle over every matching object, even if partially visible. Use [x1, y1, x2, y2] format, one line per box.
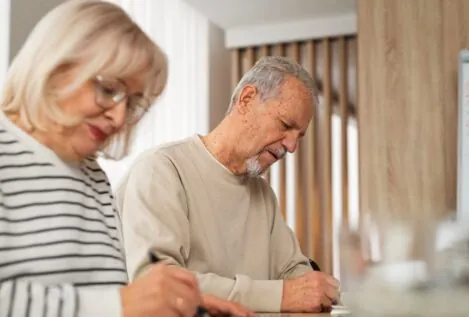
[120, 263, 201, 317]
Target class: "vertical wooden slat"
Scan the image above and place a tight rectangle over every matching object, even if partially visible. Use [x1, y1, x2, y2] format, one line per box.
[231, 49, 240, 90]
[322, 38, 333, 274]
[287, 42, 306, 252]
[306, 40, 322, 265]
[258, 45, 272, 184]
[244, 47, 255, 72]
[339, 37, 350, 226]
[272, 44, 284, 56]
[258, 45, 269, 58]
[272, 44, 287, 221]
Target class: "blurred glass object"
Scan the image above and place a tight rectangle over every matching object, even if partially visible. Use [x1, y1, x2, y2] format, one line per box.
[340, 213, 469, 317]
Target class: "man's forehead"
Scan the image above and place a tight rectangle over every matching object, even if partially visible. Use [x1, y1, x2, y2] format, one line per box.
[277, 84, 313, 106]
[274, 79, 311, 106]
[276, 84, 314, 121]
[280, 75, 310, 92]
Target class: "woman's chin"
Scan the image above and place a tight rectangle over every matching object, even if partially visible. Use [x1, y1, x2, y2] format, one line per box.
[76, 143, 101, 159]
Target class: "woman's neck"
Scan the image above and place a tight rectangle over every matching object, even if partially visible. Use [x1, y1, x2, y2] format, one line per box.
[7, 113, 82, 162]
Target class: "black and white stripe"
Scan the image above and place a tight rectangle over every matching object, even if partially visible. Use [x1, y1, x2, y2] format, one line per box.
[0, 115, 127, 317]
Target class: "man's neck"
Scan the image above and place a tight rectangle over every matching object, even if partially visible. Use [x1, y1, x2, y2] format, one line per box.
[201, 120, 247, 175]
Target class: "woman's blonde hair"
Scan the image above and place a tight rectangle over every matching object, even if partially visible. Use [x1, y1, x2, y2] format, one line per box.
[0, 0, 168, 159]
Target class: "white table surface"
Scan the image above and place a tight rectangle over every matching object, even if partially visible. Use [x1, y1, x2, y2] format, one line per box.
[258, 308, 350, 316]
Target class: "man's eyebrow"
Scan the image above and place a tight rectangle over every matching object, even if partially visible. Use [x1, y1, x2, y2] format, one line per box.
[290, 121, 303, 133]
[132, 92, 144, 97]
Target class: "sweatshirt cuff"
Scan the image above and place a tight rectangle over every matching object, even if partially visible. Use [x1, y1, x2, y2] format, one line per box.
[246, 279, 283, 312]
[78, 287, 123, 317]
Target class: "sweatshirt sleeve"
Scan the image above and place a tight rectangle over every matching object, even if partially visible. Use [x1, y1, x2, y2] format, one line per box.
[264, 184, 313, 280]
[0, 280, 122, 317]
[117, 153, 284, 312]
[195, 272, 284, 312]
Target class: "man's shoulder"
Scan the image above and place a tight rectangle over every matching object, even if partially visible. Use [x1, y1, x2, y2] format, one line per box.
[134, 136, 197, 166]
[151, 136, 196, 155]
[115, 136, 197, 190]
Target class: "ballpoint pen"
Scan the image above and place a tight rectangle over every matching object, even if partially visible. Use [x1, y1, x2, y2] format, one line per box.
[148, 252, 210, 317]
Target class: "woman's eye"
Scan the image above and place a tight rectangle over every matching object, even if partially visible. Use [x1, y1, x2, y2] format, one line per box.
[99, 85, 126, 103]
[100, 85, 117, 96]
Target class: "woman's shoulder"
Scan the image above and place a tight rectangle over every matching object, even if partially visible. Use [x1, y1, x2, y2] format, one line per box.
[83, 156, 109, 177]
[0, 113, 21, 144]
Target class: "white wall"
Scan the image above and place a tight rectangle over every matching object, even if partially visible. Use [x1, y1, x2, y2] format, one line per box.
[0, 0, 10, 89]
[9, 0, 64, 62]
[208, 22, 231, 129]
[1, 0, 65, 86]
[225, 13, 357, 48]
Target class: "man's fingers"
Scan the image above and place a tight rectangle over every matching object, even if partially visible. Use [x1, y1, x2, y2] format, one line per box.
[320, 295, 332, 309]
[326, 276, 341, 288]
[325, 285, 340, 302]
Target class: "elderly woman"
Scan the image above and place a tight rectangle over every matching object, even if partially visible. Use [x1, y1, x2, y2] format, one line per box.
[0, 1, 253, 317]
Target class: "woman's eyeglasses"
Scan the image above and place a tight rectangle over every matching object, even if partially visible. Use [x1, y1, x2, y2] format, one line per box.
[93, 75, 150, 125]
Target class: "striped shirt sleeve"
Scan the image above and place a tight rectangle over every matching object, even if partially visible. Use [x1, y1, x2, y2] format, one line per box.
[0, 280, 122, 317]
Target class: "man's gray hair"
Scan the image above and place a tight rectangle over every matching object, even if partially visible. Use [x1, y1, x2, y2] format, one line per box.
[227, 56, 318, 114]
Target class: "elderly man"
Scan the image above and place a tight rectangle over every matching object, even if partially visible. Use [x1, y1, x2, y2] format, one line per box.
[116, 56, 340, 313]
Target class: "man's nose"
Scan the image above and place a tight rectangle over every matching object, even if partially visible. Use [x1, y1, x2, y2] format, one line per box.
[282, 135, 299, 153]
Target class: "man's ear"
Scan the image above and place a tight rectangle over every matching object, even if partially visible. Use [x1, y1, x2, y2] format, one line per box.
[236, 85, 258, 115]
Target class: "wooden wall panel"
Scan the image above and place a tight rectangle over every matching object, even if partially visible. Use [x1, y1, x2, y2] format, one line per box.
[287, 43, 307, 252]
[305, 40, 323, 269]
[321, 38, 333, 273]
[272, 44, 288, 221]
[339, 37, 349, 224]
[231, 50, 240, 91]
[358, 0, 467, 226]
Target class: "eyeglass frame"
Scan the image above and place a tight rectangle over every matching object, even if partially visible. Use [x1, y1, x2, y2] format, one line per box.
[92, 75, 150, 125]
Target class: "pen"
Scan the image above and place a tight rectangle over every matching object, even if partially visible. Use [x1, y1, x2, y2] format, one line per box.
[148, 252, 210, 317]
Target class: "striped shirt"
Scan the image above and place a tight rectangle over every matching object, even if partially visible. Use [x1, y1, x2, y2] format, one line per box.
[0, 112, 127, 317]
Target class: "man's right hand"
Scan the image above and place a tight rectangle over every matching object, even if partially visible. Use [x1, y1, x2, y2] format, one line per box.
[281, 271, 340, 313]
[120, 263, 201, 317]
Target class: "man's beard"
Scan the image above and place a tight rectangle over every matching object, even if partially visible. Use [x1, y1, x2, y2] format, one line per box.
[246, 157, 263, 177]
[246, 147, 286, 177]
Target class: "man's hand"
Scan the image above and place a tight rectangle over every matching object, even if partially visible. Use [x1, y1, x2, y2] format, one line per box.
[202, 294, 256, 317]
[281, 271, 340, 313]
